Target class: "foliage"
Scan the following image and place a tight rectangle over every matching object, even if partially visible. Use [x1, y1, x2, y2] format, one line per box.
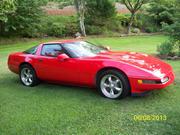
[135, 13, 160, 33]
[86, 25, 106, 35]
[118, 0, 149, 34]
[47, 23, 66, 37]
[85, 0, 117, 35]
[86, 0, 116, 25]
[134, 0, 177, 33]
[147, 0, 176, 27]
[0, 0, 16, 34]
[161, 8, 180, 41]
[53, 0, 74, 9]
[0, 0, 16, 22]
[2, 0, 47, 37]
[157, 22, 180, 57]
[162, 22, 180, 40]
[157, 40, 174, 56]
[106, 17, 124, 32]
[144, 26, 158, 33]
[157, 40, 180, 57]
[64, 23, 79, 36]
[49, 0, 73, 4]
[41, 15, 78, 37]
[157, 0, 180, 57]
[115, 14, 130, 27]
[86, 16, 124, 35]
[0, 0, 179, 37]
[45, 0, 86, 36]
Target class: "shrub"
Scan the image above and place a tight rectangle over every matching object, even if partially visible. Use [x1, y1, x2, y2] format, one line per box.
[157, 40, 175, 56]
[115, 14, 130, 27]
[174, 40, 180, 57]
[162, 21, 180, 41]
[136, 13, 160, 33]
[47, 23, 66, 37]
[85, 0, 117, 35]
[85, 0, 116, 26]
[86, 14, 126, 35]
[104, 17, 123, 32]
[65, 23, 78, 36]
[86, 25, 106, 35]
[3, 0, 46, 37]
[147, 0, 176, 27]
[20, 23, 43, 38]
[40, 15, 78, 37]
[144, 26, 159, 33]
[144, 27, 153, 33]
[157, 1, 180, 58]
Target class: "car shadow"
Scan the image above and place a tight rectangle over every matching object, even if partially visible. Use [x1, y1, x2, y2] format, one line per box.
[3, 74, 169, 102]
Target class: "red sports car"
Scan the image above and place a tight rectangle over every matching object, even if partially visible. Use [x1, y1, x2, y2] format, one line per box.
[8, 40, 175, 99]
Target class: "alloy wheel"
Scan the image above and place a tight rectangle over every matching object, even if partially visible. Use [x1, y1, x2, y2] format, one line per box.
[100, 74, 123, 99]
[21, 68, 33, 86]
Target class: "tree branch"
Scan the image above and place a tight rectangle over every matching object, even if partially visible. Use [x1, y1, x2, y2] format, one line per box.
[126, 0, 134, 10]
[134, 0, 141, 11]
[122, 0, 133, 12]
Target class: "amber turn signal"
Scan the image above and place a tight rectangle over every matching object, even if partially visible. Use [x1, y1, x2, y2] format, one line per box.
[138, 80, 143, 84]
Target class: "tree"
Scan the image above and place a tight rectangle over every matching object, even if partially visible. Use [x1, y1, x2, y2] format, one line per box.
[4, 0, 47, 37]
[85, 0, 116, 26]
[74, 0, 86, 36]
[147, 0, 176, 27]
[120, 0, 149, 34]
[159, 0, 179, 41]
[0, 0, 16, 34]
[157, 0, 180, 57]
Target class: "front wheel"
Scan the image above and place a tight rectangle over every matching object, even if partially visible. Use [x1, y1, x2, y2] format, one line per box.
[19, 64, 39, 87]
[97, 70, 130, 99]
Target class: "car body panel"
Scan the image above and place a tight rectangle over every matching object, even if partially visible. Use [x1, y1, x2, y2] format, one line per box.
[8, 40, 175, 95]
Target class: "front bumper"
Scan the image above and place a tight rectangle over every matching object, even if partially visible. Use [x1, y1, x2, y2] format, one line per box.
[129, 71, 175, 95]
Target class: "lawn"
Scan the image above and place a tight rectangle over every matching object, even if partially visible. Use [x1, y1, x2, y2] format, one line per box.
[0, 35, 180, 135]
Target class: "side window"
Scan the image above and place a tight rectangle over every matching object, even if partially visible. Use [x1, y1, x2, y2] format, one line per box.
[41, 44, 63, 57]
[24, 46, 38, 55]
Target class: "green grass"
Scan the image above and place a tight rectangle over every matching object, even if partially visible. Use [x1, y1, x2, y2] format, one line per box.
[0, 35, 180, 135]
[89, 35, 168, 54]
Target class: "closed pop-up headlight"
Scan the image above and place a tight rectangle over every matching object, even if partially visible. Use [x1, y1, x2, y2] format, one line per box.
[138, 79, 162, 84]
[161, 77, 169, 83]
[137, 76, 169, 85]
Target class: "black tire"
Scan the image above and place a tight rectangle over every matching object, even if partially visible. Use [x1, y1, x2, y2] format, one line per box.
[19, 64, 39, 87]
[96, 69, 130, 99]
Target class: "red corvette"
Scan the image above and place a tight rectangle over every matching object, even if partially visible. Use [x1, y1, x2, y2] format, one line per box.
[8, 40, 175, 99]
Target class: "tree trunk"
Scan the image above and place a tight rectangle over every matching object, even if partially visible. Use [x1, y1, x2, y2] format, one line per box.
[79, 16, 86, 37]
[74, 0, 86, 37]
[127, 12, 135, 34]
[0, 21, 4, 36]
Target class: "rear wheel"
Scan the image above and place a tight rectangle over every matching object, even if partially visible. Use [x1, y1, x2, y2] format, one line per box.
[19, 64, 39, 87]
[97, 70, 130, 99]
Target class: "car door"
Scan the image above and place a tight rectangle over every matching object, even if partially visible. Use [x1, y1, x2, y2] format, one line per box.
[35, 44, 80, 84]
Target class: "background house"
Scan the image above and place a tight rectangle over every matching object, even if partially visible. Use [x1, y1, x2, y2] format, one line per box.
[43, 2, 129, 16]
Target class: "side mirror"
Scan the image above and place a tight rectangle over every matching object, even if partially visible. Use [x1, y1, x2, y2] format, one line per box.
[57, 53, 69, 61]
[99, 45, 111, 51]
[105, 46, 111, 51]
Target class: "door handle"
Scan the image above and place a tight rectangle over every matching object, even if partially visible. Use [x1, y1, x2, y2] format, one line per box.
[38, 59, 43, 62]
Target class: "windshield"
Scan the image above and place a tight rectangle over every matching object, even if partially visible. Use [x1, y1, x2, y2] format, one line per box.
[24, 46, 38, 55]
[62, 41, 106, 58]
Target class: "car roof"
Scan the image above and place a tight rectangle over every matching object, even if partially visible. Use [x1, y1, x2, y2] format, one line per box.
[42, 39, 82, 45]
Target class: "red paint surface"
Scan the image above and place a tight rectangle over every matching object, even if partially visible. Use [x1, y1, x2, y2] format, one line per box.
[8, 40, 175, 94]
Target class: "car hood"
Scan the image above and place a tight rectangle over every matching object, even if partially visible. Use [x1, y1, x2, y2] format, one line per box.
[93, 51, 172, 78]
